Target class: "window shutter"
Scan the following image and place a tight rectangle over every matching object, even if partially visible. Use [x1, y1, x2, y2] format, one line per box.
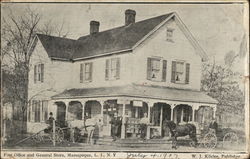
[185, 63, 190, 84]
[41, 64, 44, 82]
[89, 62, 93, 81]
[28, 101, 31, 122]
[105, 59, 110, 80]
[40, 101, 43, 121]
[162, 60, 167, 82]
[147, 58, 152, 80]
[34, 65, 37, 83]
[80, 63, 83, 83]
[116, 58, 120, 79]
[171, 61, 176, 83]
[31, 100, 35, 122]
[44, 101, 48, 120]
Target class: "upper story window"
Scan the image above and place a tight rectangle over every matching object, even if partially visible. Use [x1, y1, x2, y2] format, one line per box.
[147, 57, 167, 82]
[105, 58, 120, 80]
[80, 62, 93, 83]
[34, 64, 44, 83]
[166, 28, 174, 42]
[171, 60, 190, 84]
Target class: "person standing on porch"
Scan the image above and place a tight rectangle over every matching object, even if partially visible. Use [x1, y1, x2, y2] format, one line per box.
[110, 112, 122, 141]
[139, 113, 149, 140]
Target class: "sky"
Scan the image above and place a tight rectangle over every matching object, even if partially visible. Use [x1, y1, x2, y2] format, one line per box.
[1, 3, 247, 75]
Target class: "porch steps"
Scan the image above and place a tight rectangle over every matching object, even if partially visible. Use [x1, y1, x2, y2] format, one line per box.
[96, 136, 114, 145]
[97, 137, 172, 147]
[115, 138, 172, 147]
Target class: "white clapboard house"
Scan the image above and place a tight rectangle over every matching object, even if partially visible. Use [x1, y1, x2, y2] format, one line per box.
[27, 9, 217, 139]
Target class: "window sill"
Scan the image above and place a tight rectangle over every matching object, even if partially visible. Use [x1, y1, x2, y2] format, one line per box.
[172, 81, 188, 85]
[81, 80, 92, 83]
[106, 78, 120, 81]
[147, 79, 165, 82]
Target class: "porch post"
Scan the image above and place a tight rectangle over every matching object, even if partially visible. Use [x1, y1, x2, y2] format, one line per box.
[121, 102, 126, 139]
[146, 101, 154, 139]
[135, 107, 138, 118]
[79, 100, 86, 120]
[64, 101, 70, 121]
[170, 104, 175, 121]
[192, 107, 195, 122]
[181, 107, 184, 123]
[117, 98, 130, 139]
[213, 106, 217, 119]
[159, 105, 163, 136]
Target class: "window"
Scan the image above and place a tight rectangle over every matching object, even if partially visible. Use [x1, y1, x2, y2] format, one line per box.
[147, 57, 167, 82]
[171, 60, 190, 84]
[105, 58, 120, 80]
[41, 101, 48, 121]
[80, 62, 93, 83]
[29, 100, 48, 122]
[166, 28, 174, 42]
[34, 64, 44, 83]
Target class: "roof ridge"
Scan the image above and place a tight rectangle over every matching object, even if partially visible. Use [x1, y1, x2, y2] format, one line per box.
[77, 12, 173, 41]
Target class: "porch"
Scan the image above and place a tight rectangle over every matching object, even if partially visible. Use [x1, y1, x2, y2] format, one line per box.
[49, 84, 217, 140]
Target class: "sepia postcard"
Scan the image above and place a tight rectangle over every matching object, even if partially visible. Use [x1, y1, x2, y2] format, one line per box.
[1, 0, 249, 159]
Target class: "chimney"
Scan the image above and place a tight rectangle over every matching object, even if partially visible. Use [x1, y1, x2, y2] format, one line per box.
[125, 9, 136, 26]
[90, 21, 100, 35]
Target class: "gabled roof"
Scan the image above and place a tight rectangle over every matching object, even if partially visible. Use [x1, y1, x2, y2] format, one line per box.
[35, 12, 207, 61]
[36, 34, 79, 60]
[75, 13, 173, 59]
[52, 84, 218, 104]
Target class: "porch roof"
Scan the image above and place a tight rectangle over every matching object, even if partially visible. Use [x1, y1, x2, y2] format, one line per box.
[52, 84, 218, 104]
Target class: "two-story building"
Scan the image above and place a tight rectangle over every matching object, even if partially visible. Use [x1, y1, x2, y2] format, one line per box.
[27, 9, 217, 140]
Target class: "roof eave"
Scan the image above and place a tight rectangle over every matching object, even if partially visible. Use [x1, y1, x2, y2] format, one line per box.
[73, 48, 133, 61]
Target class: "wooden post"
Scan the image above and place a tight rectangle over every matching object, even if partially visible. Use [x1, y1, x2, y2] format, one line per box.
[121, 102, 126, 139]
[2, 119, 6, 145]
[81, 101, 86, 120]
[181, 107, 184, 123]
[170, 107, 174, 121]
[53, 120, 56, 146]
[192, 108, 195, 122]
[70, 127, 75, 143]
[135, 107, 138, 118]
[146, 102, 154, 140]
[160, 105, 163, 136]
[65, 101, 69, 121]
[213, 107, 216, 119]
[148, 106, 151, 123]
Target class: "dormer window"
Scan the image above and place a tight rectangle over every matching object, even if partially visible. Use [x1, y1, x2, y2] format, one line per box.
[34, 64, 44, 83]
[166, 28, 174, 42]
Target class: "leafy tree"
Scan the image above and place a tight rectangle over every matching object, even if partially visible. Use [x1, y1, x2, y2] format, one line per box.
[201, 61, 245, 119]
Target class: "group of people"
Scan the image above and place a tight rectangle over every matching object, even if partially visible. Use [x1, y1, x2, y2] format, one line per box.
[45, 111, 218, 145]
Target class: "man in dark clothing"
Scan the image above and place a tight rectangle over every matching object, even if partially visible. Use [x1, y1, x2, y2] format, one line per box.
[110, 113, 122, 141]
[209, 118, 218, 134]
[44, 112, 55, 133]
